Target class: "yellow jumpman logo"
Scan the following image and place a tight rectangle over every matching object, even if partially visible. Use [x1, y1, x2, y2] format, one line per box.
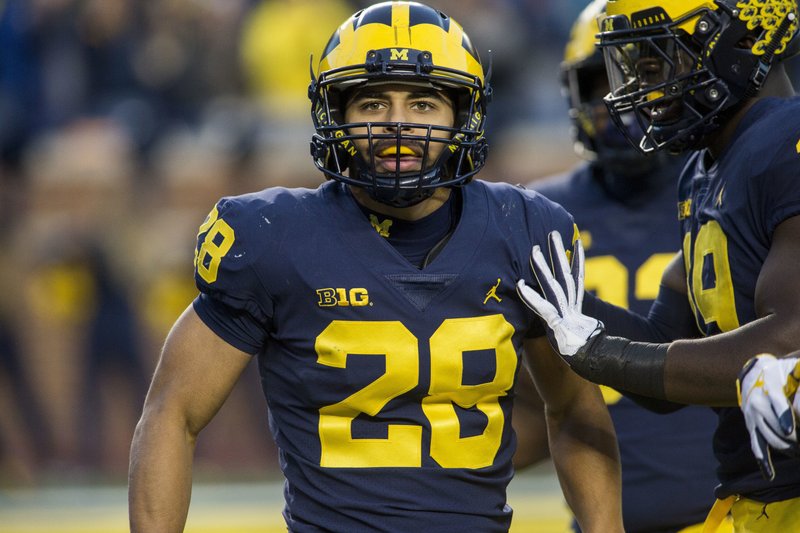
[484, 278, 502, 304]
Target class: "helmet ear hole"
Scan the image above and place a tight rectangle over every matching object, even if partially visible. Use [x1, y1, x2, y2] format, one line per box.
[735, 34, 757, 50]
[452, 90, 472, 129]
[326, 88, 347, 124]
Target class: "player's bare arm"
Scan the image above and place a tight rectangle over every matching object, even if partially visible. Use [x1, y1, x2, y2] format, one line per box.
[128, 306, 251, 533]
[511, 370, 549, 469]
[524, 336, 623, 533]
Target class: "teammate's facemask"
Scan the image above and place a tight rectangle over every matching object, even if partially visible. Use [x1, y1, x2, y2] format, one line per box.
[309, 1, 491, 207]
[599, 0, 799, 154]
[562, 0, 662, 179]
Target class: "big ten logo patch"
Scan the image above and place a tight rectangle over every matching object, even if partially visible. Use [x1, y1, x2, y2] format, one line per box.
[317, 288, 370, 307]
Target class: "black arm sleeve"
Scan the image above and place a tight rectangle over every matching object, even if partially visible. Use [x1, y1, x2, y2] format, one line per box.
[580, 285, 697, 413]
[583, 283, 698, 343]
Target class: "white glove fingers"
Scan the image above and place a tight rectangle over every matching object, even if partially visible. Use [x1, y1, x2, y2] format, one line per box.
[530, 244, 569, 313]
[547, 231, 576, 308]
[573, 238, 586, 307]
[756, 413, 794, 450]
[765, 387, 796, 438]
[766, 358, 799, 437]
[516, 279, 561, 326]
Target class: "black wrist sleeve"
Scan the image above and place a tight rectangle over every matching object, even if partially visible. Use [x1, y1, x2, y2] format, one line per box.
[571, 332, 669, 400]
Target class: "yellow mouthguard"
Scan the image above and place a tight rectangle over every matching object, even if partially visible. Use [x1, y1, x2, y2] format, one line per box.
[378, 146, 415, 157]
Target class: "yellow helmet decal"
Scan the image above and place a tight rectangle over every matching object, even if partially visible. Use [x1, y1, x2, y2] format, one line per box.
[605, 0, 718, 33]
[606, 0, 798, 45]
[738, 0, 799, 56]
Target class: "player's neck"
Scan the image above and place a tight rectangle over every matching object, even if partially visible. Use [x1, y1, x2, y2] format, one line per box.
[350, 186, 452, 221]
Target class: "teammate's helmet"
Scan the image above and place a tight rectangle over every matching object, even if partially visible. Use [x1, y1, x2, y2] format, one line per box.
[309, 1, 490, 206]
[599, 0, 799, 153]
[562, 0, 608, 160]
[563, 0, 666, 179]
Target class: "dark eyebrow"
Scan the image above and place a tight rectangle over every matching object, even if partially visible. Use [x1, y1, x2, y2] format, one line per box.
[348, 88, 452, 105]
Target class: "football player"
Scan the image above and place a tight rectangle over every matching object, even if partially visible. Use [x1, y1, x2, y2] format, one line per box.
[517, 0, 800, 531]
[128, 2, 623, 532]
[513, 2, 722, 532]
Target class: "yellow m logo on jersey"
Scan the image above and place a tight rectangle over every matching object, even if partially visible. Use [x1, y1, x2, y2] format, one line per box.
[678, 199, 692, 220]
[390, 48, 409, 61]
[369, 215, 393, 237]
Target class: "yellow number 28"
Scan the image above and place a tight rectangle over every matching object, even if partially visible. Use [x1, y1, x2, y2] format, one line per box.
[315, 315, 517, 469]
[195, 206, 236, 284]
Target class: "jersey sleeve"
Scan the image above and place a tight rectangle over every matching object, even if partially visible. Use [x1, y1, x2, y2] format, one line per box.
[532, 193, 579, 266]
[519, 190, 579, 338]
[192, 197, 273, 354]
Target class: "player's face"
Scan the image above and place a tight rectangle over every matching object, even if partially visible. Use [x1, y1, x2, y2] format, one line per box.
[344, 84, 456, 174]
[605, 38, 694, 125]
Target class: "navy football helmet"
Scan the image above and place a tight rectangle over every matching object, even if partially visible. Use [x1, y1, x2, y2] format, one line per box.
[599, 0, 799, 153]
[563, 0, 669, 180]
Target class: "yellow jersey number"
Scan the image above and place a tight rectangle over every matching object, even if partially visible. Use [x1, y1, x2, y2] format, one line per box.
[584, 252, 674, 404]
[195, 206, 235, 284]
[682, 220, 740, 333]
[315, 315, 517, 469]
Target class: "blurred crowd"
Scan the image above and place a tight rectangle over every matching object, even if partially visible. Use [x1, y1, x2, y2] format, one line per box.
[0, 0, 796, 488]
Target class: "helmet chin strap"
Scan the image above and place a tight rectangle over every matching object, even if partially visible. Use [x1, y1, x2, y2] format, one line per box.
[744, 11, 797, 98]
[366, 186, 436, 207]
[347, 157, 441, 207]
[349, 141, 456, 207]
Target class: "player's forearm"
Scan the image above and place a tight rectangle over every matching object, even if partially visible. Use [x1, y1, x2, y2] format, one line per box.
[547, 388, 622, 533]
[573, 313, 799, 406]
[128, 411, 196, 533]
[665, 313, 800, 405]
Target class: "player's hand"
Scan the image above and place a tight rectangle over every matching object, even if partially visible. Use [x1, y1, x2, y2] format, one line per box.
[737, 354, 800, 481]
[516, 230, 603, 357]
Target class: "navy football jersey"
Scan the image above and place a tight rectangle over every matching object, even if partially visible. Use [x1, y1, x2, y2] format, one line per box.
[534, 160, 719, 532]
[192, 179, 576, 531]
[677, 97, 800, 501]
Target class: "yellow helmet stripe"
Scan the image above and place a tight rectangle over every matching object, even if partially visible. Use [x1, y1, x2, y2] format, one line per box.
[449, 18, 464, 52]
[318, 1, 483, 81]
[392, 2, 410, 44]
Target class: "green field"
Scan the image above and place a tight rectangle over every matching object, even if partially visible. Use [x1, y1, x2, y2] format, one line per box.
[0, 467, 570, 533]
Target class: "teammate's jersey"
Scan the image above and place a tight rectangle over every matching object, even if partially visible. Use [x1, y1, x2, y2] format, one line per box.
[677, 97, 800, 501]
[534, 161, 719, 532]
[192, 179, 575, 532]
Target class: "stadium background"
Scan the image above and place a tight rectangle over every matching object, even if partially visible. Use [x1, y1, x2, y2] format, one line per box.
[0, 1, 797, 531]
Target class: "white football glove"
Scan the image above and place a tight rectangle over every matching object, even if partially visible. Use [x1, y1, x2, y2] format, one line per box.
[737, 354, 800, 480]
[516, 230, 603, 357]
